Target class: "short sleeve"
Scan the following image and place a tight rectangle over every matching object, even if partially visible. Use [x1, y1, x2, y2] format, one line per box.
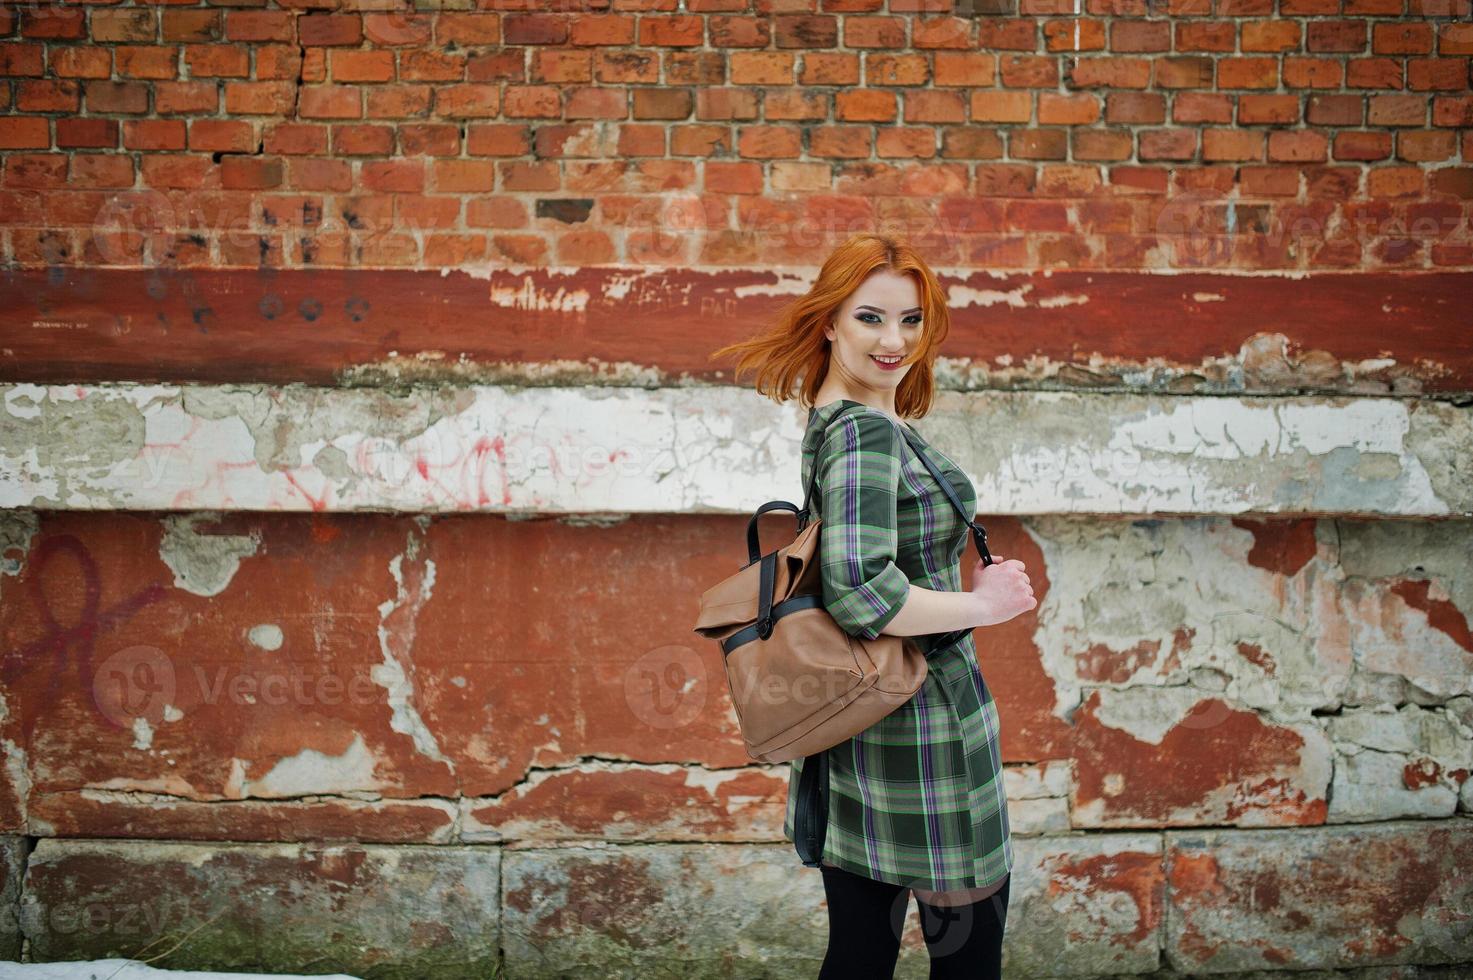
[814, 410, 911, 641]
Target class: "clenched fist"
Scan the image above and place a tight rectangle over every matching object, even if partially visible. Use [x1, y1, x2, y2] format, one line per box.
[969, 555, 1037, 627]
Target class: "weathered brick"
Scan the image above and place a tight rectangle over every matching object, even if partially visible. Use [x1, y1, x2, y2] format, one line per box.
[15, 80, 78, 113]
[503, 14, 568, 45]
[0, 116, 47, 148]
[55, 117, 118, 149]
[299, 14, 363, 47]
[1283, 56, 1345, 89]
[92, 8, 158, 43]
[971, 90, 1032, 123]
[737, 125, 800, 158]
[122, 119, 187, 152]
[82, 81, 148, 114]
[189, 119, 255, 153]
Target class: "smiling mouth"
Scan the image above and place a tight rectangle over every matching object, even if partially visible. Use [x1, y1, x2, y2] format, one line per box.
[871, 355, 905, 365]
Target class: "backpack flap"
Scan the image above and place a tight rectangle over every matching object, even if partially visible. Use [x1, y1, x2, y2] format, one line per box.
[692, 519, 822, 636]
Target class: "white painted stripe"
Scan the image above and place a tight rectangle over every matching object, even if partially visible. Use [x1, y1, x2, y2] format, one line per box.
[0, 385, 1465, 516]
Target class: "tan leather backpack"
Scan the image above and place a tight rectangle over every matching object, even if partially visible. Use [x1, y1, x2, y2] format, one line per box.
[692, 404, 995, 765]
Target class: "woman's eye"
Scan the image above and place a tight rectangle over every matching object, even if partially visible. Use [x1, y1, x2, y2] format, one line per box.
[858, 313, 923, 324]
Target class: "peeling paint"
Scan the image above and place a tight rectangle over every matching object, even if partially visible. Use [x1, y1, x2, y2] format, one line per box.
[1072, 690, 1333, 828]
[373, 526, 452, 772]
[0, 509, 39, 580]
[487, 280, 591, 314]
[247, 623, 285, 651]
[5, 267, 1469, 393]
[1167, 822, 1473, 970]
[932, 331, 1452, 397]
[729, 273, 813, 298]
[131, 715, 154, 752]
[1025, 516, 1473, 739]
[158, 513, 260, 597]
[339, 357, 667, 390]
[246, 733, 379, 799]
[1037, 293, 1090, 308]
[5, 384, 1467, 516]
[946, 283, 1034, 309]
[1327, 704, 1473, 821]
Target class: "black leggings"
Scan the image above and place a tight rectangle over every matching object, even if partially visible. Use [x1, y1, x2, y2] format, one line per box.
[816, 865, 1010, 980]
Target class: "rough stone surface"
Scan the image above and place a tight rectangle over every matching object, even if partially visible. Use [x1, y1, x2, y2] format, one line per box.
[17, 839, 499, 978]
[1026, 515, 1472, 828]
[3, 827, 1471, 977]
[0, 836, 25, 960]
[502, 836, 1159, 979]
[501, 843, 825, 978]
[1166, 820, 1473, 973]
[1004, 833, 1165, 978]
[1328, 705, 1473, 822]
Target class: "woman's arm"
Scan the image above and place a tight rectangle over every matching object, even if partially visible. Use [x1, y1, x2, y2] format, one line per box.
[814, 408, 1036, 642]
[886, 559, 1038, 636]
[880, 583, 987, 638]
[814, 409, 912, 641]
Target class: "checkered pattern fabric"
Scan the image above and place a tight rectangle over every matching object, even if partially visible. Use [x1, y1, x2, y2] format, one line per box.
[782, 399, 1014, 892]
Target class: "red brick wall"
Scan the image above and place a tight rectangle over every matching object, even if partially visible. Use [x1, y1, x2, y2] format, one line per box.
[1, 0, 1470, 272]
[2, 4, 1472, 974]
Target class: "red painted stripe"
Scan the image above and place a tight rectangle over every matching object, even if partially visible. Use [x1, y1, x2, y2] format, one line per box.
[2, 267, 1467, 388]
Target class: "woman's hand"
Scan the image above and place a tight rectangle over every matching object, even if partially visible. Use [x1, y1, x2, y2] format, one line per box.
[968, 555, 1037, 627]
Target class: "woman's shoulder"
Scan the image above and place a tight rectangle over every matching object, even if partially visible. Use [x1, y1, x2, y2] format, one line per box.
[802, 400, 913, 464]
[807, 399, 916, 432]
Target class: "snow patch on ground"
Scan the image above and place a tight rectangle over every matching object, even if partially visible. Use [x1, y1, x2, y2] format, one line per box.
[0, 961, 362, 980]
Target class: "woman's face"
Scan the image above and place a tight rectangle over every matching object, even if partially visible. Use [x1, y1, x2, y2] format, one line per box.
[823, 269, 924, 394]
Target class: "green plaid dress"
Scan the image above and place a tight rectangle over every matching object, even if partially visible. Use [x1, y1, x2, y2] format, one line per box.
[781, 399, 1014, 892]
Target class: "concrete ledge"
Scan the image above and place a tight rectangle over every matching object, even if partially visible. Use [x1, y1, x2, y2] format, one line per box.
[1164, 820, 1473, 973]
[17, 839, 500, 979]
[3, 385, 1468, 517]
[8, 825, 1470, 977]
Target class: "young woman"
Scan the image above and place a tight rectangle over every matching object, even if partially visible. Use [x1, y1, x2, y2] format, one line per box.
[711, 234, 1037, 978]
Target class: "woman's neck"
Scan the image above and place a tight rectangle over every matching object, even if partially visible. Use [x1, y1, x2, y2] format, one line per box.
[814, 390, 898, 420]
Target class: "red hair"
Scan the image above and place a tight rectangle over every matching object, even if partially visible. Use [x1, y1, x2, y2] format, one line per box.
[708, 233, 949, 420]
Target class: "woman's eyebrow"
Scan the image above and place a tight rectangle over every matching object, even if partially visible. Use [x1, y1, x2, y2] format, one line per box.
[856, 305, 923, 314]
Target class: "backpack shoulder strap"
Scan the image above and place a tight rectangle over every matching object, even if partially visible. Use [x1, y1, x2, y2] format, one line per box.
[897, 426, 993, 566]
